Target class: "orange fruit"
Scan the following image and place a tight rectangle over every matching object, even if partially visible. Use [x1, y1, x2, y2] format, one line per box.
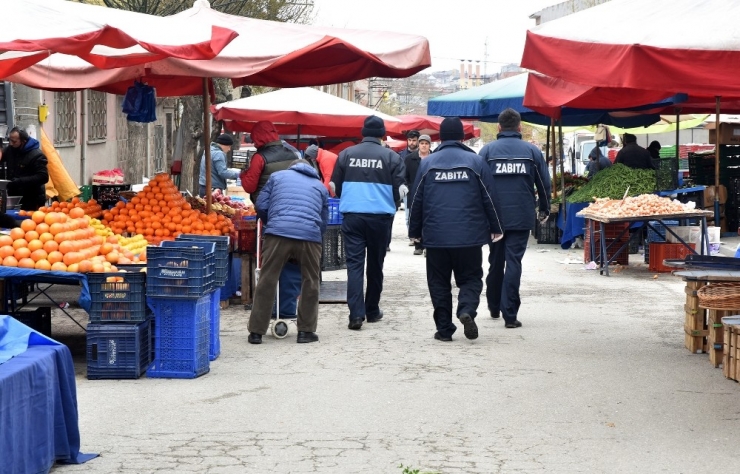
[105, 252, 119, 264]
[0, 235, 12, 247]
[35, 223, 49, 234]
[91, 262, 105, 273]
[2, 255, 18, 267]
[24, 230, 39, 241]
[50, 261, 67, 272]
[47, 250, 63, 263]
[31, 211, 46, 224]
[66, 263, 79, 273]
[20, 219, 36, 232]
[30, 249, 48, 262]
[59, 241, 75, 254]
[78, 260, 93, 273]
[14, 247, 31, 260]
[34, 259, 51, 271]
[12, 239, 28, 250]
[39, 232, 54, 243]
[0, 245, 14, 259]
[69, 207, 85, 219]
[18, 258, 35, 269]
[42, 240, 58, 253]
[27, 239, 43, 252]
[9, 228, 25, 241]
[62, 252, 82, 266]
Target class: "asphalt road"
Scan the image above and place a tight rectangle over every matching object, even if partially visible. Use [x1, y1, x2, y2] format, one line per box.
[45, 211, 740, 474]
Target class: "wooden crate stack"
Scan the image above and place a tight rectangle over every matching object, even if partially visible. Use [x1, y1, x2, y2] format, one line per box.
[707, 309, 735, 368]
[723, 319, 740, 382]
[683, 279, 708, 354]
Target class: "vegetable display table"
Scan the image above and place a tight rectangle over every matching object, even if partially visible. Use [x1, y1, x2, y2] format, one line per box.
[579, 210, 714, 276]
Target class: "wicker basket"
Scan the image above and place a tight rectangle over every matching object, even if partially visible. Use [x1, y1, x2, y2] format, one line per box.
[697, 283, 740, 310]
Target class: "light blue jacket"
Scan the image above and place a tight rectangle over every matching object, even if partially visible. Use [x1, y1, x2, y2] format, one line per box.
[199, 143, 239, 191]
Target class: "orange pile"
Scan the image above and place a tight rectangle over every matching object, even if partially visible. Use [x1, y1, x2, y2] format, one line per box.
[22, 197, 104, 219]
[101, 173, 234, 245]
[0, 209, 146, 273]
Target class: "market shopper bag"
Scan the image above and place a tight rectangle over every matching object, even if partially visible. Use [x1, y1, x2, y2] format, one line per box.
[40, 127, 80, 201]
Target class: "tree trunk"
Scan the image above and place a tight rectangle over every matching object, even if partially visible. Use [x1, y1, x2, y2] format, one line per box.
[175, 96, 203, 194]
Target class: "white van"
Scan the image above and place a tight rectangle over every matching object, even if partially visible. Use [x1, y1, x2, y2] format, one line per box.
[575, 140, 610, 176]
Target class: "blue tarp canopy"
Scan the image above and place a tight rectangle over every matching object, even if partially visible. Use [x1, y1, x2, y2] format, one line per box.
[427, 73, 686, 127]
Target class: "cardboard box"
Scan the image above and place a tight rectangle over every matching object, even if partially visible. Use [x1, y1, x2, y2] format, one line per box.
[703, 184, 728, 205]
[707, 122, 740, 144]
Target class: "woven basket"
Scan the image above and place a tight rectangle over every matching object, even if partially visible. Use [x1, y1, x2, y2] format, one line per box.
[697, 283, 740, 310]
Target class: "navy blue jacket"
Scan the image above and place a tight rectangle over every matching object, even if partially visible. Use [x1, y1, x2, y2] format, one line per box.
[408, 141, 503, 248]
[330, 137, 405, 215]
[479, 132, 551, 231]
[256, 162, 329, 244]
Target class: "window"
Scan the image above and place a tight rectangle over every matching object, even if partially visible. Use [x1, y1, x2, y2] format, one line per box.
[54, 91, 77, 146]
[88, 90, 107, 142]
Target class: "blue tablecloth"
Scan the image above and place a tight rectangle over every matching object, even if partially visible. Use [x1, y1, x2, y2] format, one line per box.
[0, 267, 91, 313]
[557, 202, 589, 249]
[0, 316, 97, 473]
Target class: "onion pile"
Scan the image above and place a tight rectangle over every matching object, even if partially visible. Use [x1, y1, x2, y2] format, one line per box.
[580, 194, 696, 218]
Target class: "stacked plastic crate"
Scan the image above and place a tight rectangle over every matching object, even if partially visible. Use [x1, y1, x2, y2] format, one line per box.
[176, 234, 230, 361]
[146, 240, 215, 379]
[322, 198, 345, 271]
[644, 220, 679, 264]
[86, 271, 152, 379]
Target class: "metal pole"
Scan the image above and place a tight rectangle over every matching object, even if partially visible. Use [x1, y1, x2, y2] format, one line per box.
[715, 96, 721, 226]
[549, 118, 557, 199]
[675, 108, 681, 185]
[203, 77, 212, 214]
[558, 118, 566, 223]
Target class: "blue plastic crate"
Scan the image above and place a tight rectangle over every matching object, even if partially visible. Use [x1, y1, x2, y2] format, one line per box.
[88, 272, 147, 323]
[146, 296, 210, 379]
[209, 288, 221, 361]
[86, 320, 152, 380]
[328, 198, 343, 225]
[147, 241, 215, 299]
[176, 234, 229, 287]
[646, 220, 679, 243]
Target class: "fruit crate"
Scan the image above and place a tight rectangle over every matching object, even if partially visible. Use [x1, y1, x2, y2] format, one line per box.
[147, 241, 216, 299]
[86, 319, 152, 379]
[328, 198, 343, 225]
[92, 184, 131, 210]
[9, 307, 52, 338]
[656, 157, 678, 191]
[88, 272, 147, 323]
[235, 216, 257, 254]
[648, 242, 696, 272]
[536, 212, 561, 244]
[321, 225, 346, 271]
[722, 316, 740, 382]
[583, 235, 629, 266]
[177, 234, 230, 287]
[209, 288, 221, 361]
[146, 295, 210, 379]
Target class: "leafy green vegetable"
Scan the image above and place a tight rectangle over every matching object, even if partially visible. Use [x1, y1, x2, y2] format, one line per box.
[567, 164, 656, 203]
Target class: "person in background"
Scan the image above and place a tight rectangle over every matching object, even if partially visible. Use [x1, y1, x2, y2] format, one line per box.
[647, 140, 662, 168]
[615, 133, 656, 170]
[479, 108, 551, 329]
[241, 120, 302, 321]
[398, 129, 420, 161]
[404, 134, 432, 254]
[408, 118, 503, 342]
[330, 115, 406, 331]
[586, 146, 612, 179]
[199, 133, 239, 197]
[247, 159, 328, 344]
[1, 127, 49, 212]
[305, 144, 339, 196]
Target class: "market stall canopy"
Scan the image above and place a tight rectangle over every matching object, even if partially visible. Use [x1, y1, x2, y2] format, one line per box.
[520, 0, 740, 96]
[0, 0, 238, 77]
[426, 73, 682, 127]
[7, 0, 431, 96]
[387, 115, 479, 141]
[212, 87, 401, 138]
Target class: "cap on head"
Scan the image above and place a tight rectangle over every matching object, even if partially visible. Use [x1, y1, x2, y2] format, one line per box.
[439, 117, 464, 141]
[304, 144, 319, 159]
[215, 133, 234, 146]
[418, 134, 432, 144]
[362, 115, 386, 138]
[406, 129, 420, 139]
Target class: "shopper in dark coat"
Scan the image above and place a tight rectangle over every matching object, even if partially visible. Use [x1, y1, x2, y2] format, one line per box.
[404, 134, 432, 254]
[615, 133, 656, 169]
[408, 118, 503, 341]
[2, 128, 48, 211]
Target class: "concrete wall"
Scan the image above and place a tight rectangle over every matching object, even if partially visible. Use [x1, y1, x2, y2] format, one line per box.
[633, 128, 710, 149]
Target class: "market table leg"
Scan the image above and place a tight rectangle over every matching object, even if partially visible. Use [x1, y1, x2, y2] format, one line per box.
[240, 254, 255, 306]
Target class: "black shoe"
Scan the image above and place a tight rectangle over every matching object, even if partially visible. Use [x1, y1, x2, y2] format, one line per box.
[505, 320, 522, 329]
[434, 332, 452, 342]
[490, 311, 500, 319]
[248, 333, 262, 344]
[296, 331, 319, 343]
[458, 313, 479, 340]
[413, 248, 423, 255]
[348, 319, 363, 330]
[366, 310, 384, 323]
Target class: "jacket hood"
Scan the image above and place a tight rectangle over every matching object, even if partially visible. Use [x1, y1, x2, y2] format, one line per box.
[22, 137, 40, 152]
[251, 120, 280, 148]
[289, 161, 320, 179]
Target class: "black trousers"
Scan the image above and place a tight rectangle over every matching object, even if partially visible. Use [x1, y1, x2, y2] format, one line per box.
[486, 230, 530, 323]
[341, 213, 393, 320]
[426, 246, 483, 339]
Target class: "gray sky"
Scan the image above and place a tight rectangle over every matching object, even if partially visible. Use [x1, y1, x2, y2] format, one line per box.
[311, 0, 565, 73]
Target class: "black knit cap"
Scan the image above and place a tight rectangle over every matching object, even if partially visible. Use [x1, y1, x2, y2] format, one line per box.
[439, 117, 464, 141]
[362, 115, 386, 138]
[215, 133, 234, 146]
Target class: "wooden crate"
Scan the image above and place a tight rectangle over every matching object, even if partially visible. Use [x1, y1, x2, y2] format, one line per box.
[723, 322, 740, 382]
[684, 280, 708, 353]
[707, 309, 736, 368]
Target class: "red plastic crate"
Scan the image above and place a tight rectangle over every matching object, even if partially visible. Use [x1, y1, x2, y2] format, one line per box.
[583, 237, 629, 265]
[648, 242, 696, 272]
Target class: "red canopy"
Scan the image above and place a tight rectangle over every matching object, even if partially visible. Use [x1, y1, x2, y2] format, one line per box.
[387, 115, 479, 141]
[521, 0, 740, 96]
[8, 1, 431, 96]
[212, 87, 401, 138]
[0, 0, 237, 77]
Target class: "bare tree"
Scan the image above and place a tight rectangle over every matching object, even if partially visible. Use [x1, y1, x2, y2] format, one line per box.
[77, 0, 314, 191]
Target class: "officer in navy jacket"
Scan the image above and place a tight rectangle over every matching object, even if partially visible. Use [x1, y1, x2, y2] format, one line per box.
[408, 117, 504, 342]
[247, 159, 329, 345]
[478, 108, 551, 329]
[330, 116, 406, 331]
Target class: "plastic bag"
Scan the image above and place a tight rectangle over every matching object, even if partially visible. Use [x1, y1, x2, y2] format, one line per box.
[122, 81, 156, 123]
